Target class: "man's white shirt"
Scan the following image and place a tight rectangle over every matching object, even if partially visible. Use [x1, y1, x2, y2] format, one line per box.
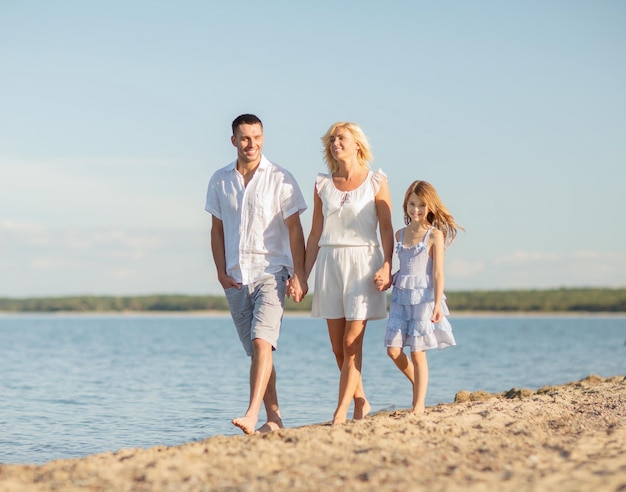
[205, 155, 307, 285]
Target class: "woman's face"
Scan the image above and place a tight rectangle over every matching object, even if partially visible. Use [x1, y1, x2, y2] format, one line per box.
[329, 128, 359, 162]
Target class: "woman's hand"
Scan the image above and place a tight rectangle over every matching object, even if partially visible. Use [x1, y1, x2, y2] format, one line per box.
[373, 264, 392, 291]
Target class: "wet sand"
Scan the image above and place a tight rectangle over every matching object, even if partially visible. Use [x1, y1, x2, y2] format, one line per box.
[1, 375, 624, 491]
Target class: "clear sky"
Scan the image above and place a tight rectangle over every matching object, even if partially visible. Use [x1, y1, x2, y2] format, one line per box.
[1, 0, 625, 297]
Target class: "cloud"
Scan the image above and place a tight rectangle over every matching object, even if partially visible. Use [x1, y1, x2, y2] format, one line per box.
[447, 249, 626, 290]
[0, 222, 217, 297]
[1, 156, 208, 229]
[493, 251, 562, 264]
[446, 258, 486, 278]
[493, 250, 626, 266]
[2, 221, 624, 297]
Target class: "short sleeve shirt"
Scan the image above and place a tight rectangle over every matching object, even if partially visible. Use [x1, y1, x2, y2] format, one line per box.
[205, 155, 307, 285]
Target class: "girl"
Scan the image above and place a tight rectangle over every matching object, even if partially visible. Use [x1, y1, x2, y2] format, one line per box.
[385, 180, 461, 414]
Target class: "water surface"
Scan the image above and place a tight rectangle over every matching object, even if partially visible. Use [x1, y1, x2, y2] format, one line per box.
[0, 314, 624, 464]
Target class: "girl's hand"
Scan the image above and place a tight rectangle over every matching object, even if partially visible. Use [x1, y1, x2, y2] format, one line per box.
[431, 304, 443, 323]
[373, 266, 392, 291]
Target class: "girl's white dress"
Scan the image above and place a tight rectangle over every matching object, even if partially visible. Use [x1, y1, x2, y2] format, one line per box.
[385, 226, 456, 351]
[312, 169, 388, 321]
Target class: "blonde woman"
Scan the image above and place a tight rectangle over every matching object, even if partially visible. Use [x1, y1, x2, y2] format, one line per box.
[304, 122, 393, 425]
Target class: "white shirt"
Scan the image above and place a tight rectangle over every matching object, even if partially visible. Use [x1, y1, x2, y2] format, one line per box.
[205, 155, 307, 285]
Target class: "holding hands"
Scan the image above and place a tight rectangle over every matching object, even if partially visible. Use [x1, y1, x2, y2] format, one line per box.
[287, 274, 308, 303]
[373, 263, 392, 292]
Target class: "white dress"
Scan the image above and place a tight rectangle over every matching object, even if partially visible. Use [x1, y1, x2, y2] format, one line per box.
[312, 169, 388, 321]
[384, 227, 456, 351]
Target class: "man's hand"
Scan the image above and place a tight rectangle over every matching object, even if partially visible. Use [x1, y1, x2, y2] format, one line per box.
[218, 273, 241, 290]
[287, 274, 308, 303]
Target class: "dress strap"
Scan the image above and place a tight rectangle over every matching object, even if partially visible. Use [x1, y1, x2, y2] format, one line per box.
[395, 228, 406, 253]
[422, 226, 434, 243]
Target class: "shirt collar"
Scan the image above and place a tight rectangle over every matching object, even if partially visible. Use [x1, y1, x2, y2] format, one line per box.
[227, 154, 269, 172]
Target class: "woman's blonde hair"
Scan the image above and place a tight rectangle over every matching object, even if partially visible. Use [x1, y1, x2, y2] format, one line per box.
[321, 122, 373, 173]
[403, 180, 463, 246]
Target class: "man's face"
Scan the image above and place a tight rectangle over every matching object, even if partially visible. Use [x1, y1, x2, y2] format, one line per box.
[232, 123, 264, 165]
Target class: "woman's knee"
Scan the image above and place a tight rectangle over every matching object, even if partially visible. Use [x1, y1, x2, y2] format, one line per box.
[342, 339, 362, 358]
[331, 346, 344, 362]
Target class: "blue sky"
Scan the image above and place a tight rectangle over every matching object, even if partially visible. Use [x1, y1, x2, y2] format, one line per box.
[1, 1, 625, 297]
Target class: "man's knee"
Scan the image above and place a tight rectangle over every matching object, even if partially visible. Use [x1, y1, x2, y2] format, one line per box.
[251, 337, 273, 355]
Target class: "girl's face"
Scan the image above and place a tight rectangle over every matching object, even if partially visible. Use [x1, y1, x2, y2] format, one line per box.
[406, 193, 430, 224]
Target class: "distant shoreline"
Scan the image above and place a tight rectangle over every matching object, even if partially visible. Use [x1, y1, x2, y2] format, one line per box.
[2, 288, 625, 314]
[1, 310, 625, 318]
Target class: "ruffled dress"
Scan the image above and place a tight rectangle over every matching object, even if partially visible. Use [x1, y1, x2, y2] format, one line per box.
[384, 227, 456, 352]
[312, 169, 388, 320]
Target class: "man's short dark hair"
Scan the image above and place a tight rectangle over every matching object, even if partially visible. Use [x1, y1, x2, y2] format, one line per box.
[232, 114, 263, 135]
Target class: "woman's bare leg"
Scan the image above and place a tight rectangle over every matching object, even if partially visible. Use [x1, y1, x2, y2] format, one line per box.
[328, 319, 368, 425]
[327, 319, 370, 420]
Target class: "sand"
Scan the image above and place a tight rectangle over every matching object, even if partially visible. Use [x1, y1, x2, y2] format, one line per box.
[1, 375, 624, 492]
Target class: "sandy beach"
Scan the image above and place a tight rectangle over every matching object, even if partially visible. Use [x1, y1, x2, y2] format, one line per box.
[1, 375, 624, 491]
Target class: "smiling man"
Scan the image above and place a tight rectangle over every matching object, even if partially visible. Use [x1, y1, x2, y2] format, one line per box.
[204, 113, 308, 434]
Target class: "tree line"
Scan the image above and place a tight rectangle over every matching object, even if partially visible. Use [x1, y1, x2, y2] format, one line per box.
[1, 288, 625, 313]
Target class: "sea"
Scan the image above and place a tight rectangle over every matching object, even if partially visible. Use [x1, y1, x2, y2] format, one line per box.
[0, 314, 624, 465]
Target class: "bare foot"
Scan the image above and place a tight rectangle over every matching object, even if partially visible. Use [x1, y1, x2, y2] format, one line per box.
[410, 405, 425, 415]
[353, 397, 371, 420]
[331, 413, 347, 426]
[256, 419, 283, 433]
[232, 416, 257, 435]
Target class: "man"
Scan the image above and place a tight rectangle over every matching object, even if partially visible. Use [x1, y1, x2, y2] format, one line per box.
[205, 114, 307, 434]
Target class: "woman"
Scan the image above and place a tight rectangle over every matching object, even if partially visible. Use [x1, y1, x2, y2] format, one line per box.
[304, 122, 394, 425]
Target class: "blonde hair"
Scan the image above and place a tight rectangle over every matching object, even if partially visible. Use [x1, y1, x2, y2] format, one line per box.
[403, 180, 463, 246]
[321, 122, 373, 173]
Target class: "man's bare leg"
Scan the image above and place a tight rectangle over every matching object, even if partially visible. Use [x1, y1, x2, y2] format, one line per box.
[256, 365, 284, 433]
[327, 319, 371, 420]
[232, 338, 273, 434]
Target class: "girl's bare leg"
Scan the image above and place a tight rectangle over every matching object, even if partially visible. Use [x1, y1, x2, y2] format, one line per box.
[410, 350, 429, 414]
[386, 347, 415, 383]
[328, 319, 368, 425]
